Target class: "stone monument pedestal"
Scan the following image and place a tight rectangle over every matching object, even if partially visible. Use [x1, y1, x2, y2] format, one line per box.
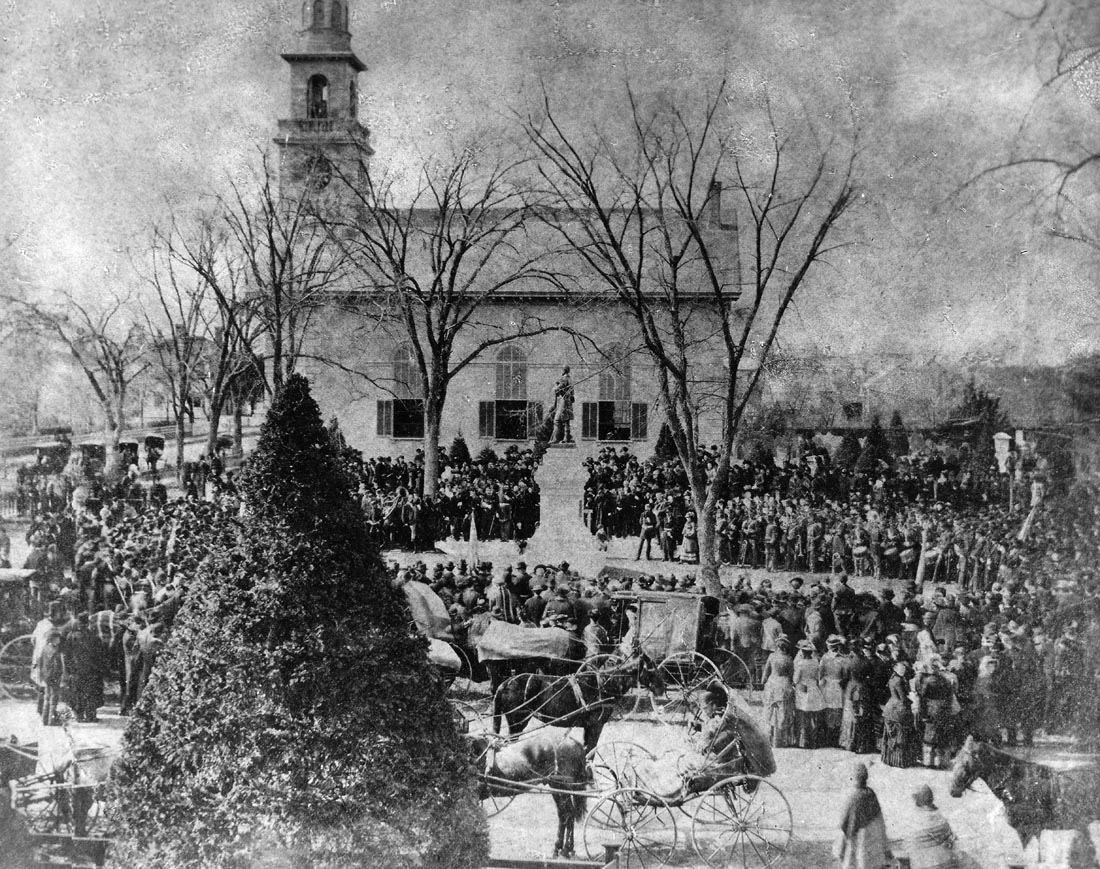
[522, 444, 607, 572]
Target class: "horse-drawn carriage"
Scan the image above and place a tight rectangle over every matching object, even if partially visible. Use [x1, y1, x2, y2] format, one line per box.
[469, 680, 791, 868]
[458, 589, 788, 867]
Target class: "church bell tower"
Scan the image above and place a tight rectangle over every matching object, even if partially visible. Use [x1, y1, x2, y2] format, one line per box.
[275, 0, 373, 194]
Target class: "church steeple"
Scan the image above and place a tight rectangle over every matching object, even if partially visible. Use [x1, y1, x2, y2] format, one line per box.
[275, 0, 373, 193]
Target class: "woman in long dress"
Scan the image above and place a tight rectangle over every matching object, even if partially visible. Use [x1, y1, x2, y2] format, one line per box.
[680, 514, 699, 564]
[835, 762, 891, 869]
[903, 785, 956, 869]
[761, 636, 796, 747]
[820, 635, 851, 747]
[839, 662, 875, 753]
[881, 662, 918, 767]
[793, 639, 825, 748]
[917, 656, 955, 769]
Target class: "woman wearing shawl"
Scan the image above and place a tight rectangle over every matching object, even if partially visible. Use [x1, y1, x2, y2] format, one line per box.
[762, 635, 796, 747]
[834, 762, 891, 869]
[903, 785, 956, 869]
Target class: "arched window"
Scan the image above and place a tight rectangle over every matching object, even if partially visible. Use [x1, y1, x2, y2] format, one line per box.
[349, 78, 358, 118]
[301, 1, 311, 28]
[307, 74, 329, 119]
[331, 0, 344, 30]
[598, 346, 631, 403]
[392, 346, 420, 399]
[479, 346, 533, 440]
[312, 0, 325, 28]
[582, 346, 643, 441]
[377, 346, 424, 440]
[495, 346, 527, 400]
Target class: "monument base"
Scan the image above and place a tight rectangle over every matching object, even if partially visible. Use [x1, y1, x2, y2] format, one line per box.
[521, 443, 608, 573]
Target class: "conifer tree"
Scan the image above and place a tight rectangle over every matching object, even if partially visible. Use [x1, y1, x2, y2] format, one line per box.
[107, 374, 486, 869]
[855, 415, 891, 474]
[887, 410, 910, 457]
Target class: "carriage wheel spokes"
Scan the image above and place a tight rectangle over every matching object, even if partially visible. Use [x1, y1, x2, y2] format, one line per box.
[690, 775, 793, 869]
[15, 779, 70, 834]
[482, 789, 517, 818]
[583, 787, 677, 869]
[652, 652, 723, 729]
[0, 635, 36, 702]
[575, 653, 626, 679]
[709, 649, 761, 707]
[587, 741, 658, 792]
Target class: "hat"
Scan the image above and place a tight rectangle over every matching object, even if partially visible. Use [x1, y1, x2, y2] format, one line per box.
[913, 785, 935, 809]
[826, 635, 845, 647]
[797, 639, 815, 652]
[775, 636, 791, 649]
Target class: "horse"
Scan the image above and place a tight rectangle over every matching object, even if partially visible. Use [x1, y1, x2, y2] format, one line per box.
[469, 732, 588, 858]
[949, 735, 1099, 864]
[492, 650, 660, 755]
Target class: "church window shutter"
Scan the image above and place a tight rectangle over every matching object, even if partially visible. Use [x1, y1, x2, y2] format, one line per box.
[581, 402, 598, 440]
[526, 401, 543, 439]
[479, 401, 496, 439]
[631, 403, 648, 440]
[376, 400, 393, 437]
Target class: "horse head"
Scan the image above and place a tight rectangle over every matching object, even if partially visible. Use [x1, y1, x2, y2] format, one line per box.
[949, 735, 987, 798]
[590, 648, 663, 697]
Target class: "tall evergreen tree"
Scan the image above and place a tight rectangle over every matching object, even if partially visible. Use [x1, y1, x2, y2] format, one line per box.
[942, 379, 1011, 469]
[107, 374, 486, 869]
[887, 410, 910, 457]
[835, 431, 863, 470]
[855, 415, 891, 474]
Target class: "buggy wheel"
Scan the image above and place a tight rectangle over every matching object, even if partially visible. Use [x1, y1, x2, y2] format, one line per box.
[690, 775, 792, 869]
[583, 787, 677, 869]
[0, 634, 35, 702]
[17, 781, 69, 834]
[652, 652, 723, 729]
[709, 649, 760, 706]
[482, 789, 517, 818]
[447, 644, 479, 696]
[587, 741, 658, 792]
[576, 653, 626, 678]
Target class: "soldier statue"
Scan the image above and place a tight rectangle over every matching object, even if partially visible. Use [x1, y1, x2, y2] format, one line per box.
[550, 366, 575, 444]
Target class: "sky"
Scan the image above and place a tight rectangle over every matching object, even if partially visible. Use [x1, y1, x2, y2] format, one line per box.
[1, 0, 1097, 366]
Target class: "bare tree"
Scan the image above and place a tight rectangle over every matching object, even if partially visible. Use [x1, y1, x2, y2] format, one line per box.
[966, 2, 1100, 290]
[524, 84, 857, 594]
[2, 291, 150, 481]
[222, 152, 349, 393]
[321, 146, 570, 496]
[139, 230, 211, 478]
[152, 208, 266, 460]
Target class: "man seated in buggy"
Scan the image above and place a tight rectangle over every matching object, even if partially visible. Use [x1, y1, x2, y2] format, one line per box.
[669, 683, 778, 800]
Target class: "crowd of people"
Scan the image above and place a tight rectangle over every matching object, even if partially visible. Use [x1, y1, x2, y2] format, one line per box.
[585, 443, 1049, 589]
[350, 444, 540, 551]
[6, 429, 1099, 777]
[21, 465, 239, 726]
[395, 466, 1100, 769]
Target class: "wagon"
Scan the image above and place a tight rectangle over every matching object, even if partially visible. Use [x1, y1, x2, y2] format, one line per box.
[608, 591, 757, 727]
